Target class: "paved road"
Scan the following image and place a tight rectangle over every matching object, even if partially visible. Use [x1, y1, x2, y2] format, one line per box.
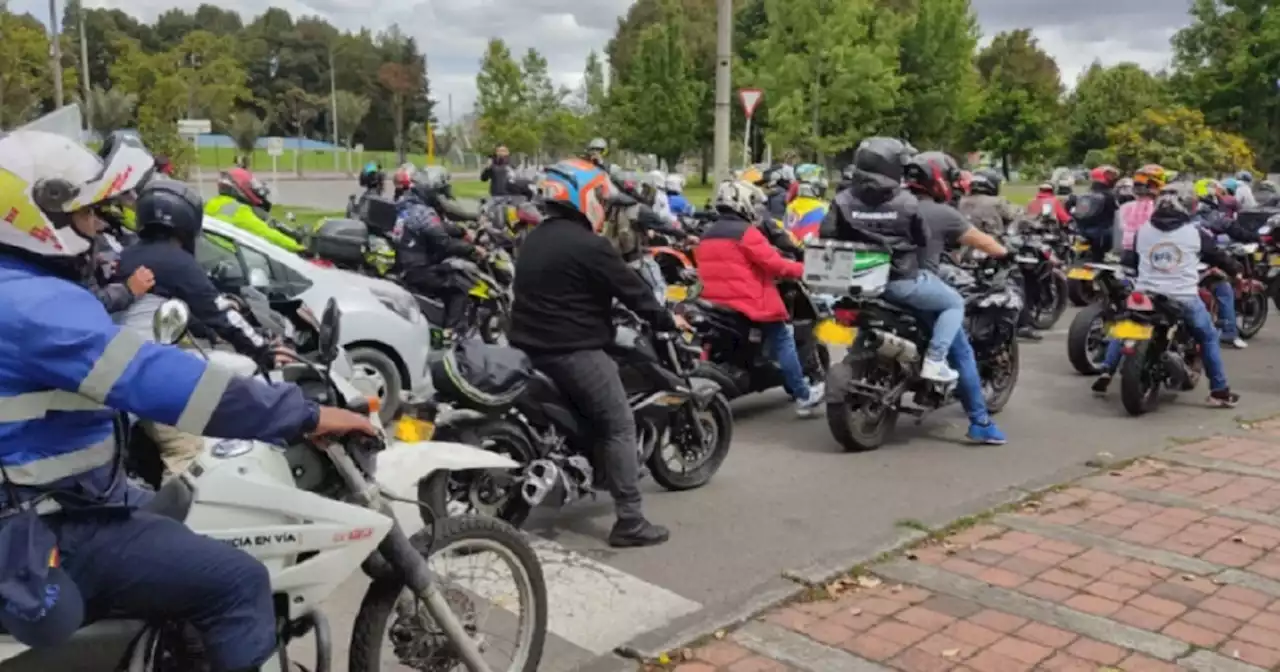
[310, 308, 1280, 671]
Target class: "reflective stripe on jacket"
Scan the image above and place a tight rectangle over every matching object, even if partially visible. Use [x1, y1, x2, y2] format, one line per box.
[204, 195, 304, 253]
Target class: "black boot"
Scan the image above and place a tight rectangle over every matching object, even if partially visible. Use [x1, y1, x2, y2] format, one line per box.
[608, 518, 670, 548]
[1017, 326, 1043, 341]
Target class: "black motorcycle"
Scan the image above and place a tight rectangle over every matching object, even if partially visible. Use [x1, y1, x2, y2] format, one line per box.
[1110, 291, 1203, 417]
[416, 309, 734, 529]
[1065, 262, 1135, 375]
[1007, 230, 1069, 330]
[819, 251, 1021, 452]
[683, 280, 831, 400]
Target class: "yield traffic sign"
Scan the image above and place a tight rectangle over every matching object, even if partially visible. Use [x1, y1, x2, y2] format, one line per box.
[738, 89, 764, 119]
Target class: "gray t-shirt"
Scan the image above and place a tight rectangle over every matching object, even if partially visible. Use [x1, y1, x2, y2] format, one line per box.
[917, 200, 973, 272]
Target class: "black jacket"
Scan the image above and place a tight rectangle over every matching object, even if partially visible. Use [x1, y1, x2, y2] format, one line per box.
[480, 161, 512, 197]
[509, 217, 676, 353]
[115, 240, 271, 358]
[821, 178, 927, 280]
[393, 197, 478, 271]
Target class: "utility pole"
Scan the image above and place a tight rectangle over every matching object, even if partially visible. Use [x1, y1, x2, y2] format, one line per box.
[713, 0, 732, 182]
[79, 11, 91, 132]
[329, 44, 340, 171]
[48, 0, 64, 108]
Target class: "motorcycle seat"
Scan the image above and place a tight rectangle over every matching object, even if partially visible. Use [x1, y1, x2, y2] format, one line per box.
[412, 293, 446, 326]
[141, 477, 195, 523]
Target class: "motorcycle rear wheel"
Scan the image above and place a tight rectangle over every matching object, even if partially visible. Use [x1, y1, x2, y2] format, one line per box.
[1238, 289, 1269, 340]
[649, 393, 734, 491]
[825, 359, 898, 452]
[1066, 302, 1108, 375]
[1119, 342, 1163, 416]
[419, 420, 537, 530]
[349, 515, 547, 672]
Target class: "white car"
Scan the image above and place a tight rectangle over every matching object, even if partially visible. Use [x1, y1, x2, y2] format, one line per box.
[196, 216, 430, 419]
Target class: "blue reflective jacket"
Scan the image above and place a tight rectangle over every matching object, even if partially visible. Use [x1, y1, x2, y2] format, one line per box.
[668, 193, 695, 217]
[0, 255, 320, 506]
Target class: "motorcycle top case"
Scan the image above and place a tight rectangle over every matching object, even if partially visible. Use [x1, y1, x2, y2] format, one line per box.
[308, 218, 368, 267]
[431, 339, 534, 411]
[358, 194, 399, 236]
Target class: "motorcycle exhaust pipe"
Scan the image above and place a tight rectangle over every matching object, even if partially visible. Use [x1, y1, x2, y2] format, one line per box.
[1161, 351, 1190, 390]
[520, 459, 561, 507]
[868, 329, 921, 364]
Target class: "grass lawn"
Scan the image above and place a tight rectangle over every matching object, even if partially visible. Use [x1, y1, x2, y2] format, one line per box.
[196, 146, 432, 173]
[269, 205, 343, 230]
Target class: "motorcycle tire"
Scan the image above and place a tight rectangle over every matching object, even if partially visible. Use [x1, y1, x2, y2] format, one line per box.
[1067, 278, 1094, 307]
[825, 359, 898, 452]
[350, 515, 548, 672]
[649, 393, 734, 491]
[1066, 302, 1108, 375]
[1238, 288, 1269, 340]
[1032, 270, 1070, 330]
[1119, 342, 1162, 417]
[983, 337, 1020, 414]
[418, 420, 537, 530]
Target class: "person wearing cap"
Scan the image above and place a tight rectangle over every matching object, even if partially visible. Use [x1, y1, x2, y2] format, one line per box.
[0, 130, 375, 670]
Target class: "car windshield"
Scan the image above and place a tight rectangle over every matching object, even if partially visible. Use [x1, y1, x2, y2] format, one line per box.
[196, 231, 313, 300]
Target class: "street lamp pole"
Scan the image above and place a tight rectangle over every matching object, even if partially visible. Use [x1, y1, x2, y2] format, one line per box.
[48, 0, 64, 108]
[713, 0, 732, 182]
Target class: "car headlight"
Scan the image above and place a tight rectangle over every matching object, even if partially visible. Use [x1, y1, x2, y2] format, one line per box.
[371, 287, 422, 323]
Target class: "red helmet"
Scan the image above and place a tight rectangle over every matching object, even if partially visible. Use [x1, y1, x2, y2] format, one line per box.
[218, 167, 271, 210]
[1089, 165, 1120, 188]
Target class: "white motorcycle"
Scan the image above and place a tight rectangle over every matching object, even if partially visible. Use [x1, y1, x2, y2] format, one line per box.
[0, 299, 547, 672]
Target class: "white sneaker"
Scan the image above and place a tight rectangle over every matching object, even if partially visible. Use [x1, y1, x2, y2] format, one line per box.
[1228, 337, 1248, 349]
[795, 382, 825, 418]
[919, 357, 959, 383]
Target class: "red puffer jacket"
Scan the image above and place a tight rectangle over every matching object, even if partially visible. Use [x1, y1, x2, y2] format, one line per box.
[694, 214, 803, 322]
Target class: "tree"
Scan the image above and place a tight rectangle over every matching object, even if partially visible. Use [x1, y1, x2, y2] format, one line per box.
[739, 0, 904, 161]
[893, 0, 980, 150]
[278, 86, 322, 175]
[227, 111, 265, 168]
[0, 11, 52, 128]
[332, 90, 371, 149]
[1066, 62, 1166, 162]
[88, 86, 136, 135]
[520, 48, 566, 156]
[1171, 0, 1280, 168]
[969, 29, 1064, 176]
[474, 38, 537, 154]
[377, 61, 420, 163]
[610, 9, 705, 169]
[1096, 105, 1255, 175]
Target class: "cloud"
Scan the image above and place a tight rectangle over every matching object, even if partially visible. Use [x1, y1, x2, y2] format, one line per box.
[9, 0, 1193, 115]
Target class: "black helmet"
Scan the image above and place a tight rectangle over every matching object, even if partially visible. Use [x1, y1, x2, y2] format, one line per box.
[850, 137, 914, 190]
[412, 165, 453, 201]
[903, 151, 960, 203]
[135, 177, 204, 253]
[970, 168, 1001, 196]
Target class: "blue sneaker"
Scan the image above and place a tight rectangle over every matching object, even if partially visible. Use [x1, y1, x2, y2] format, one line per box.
[967, 421, 1007, 445]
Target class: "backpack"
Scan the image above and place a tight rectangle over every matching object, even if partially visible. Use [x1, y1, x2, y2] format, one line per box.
[601, 203, 641, 259]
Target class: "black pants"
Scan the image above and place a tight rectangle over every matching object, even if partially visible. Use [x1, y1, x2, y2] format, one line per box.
[528, 349, 643, 522]
[1017, 269, 1040, 329]
[1082, 229, 1112, 263]
[405, 268, 469, 331]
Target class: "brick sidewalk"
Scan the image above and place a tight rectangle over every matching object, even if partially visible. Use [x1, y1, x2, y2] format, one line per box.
[651, 421, 1280, 671]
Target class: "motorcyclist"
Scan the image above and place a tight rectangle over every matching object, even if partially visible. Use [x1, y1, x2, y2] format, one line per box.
[1066, 165, 1121, 262]
[391, 174, 485, 336]
[665, 173, 695, 217]
[1025, 183, 1071, 226]
[822, 139, 963, 383]
[480, 144, 513, 198]
[1091, 182, 1241, 407]
[358, 161, 383, 194]
[912, 158, 1010, 444]
[697, 179, 824, 417]
[413, 166, 480, 224]
[1052, 168, 1075, 199]
[392, 163, 415, 200]
[1235, 170, 1258, 209]
[1116, 164, 1165, 253]
[509, 158, 682, 548]
[958, 168, 1020, 237]
[643, 169, 679, 229]
[1115, 177, 1136, 205]
[83, 134, 154, 312]
[783, 165, 829, 242]
[115, 178, 281, 476]
[1221, 177, 1241, 218]
[0, 129, 374, 670]
[204, 167, 304, 253]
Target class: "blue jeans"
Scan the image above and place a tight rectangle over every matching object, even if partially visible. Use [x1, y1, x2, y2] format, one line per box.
[1100, 295, 1229, 391]
[761, 322, 811, 400]
[1212, 281, 1238, 340]
[883, 271, 965, 361]
[948, 329, 990, 425]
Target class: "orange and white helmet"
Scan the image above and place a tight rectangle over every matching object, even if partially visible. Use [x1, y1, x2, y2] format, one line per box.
[0, 130, 154, 258]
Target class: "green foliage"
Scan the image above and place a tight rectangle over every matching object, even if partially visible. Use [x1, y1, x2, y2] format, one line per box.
[1066, 62, 1167, 162]
[0, 8, 80, 128]
[474, 39, 538, 155]
[88, 86, 137, 135]
[1094, 106, 1256, 175]
[893, 0, 980, 150]
[970, 29, 1064, 175]
[227, 110, 266, 159]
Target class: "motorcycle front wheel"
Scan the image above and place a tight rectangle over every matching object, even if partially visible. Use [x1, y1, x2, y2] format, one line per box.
[349, 515, 548, 672]
[1032, 270, 1070, 330]
[649, 393, 734, 491]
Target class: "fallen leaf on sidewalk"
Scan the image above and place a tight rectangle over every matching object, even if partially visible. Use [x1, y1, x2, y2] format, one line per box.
[849, 608, 864, 616]
[941, 649, 961, 658]
[1086, 451, 1115, 468]
[657, 653, 670, 665]
[906, 551, 919, 561]
[1232, 536, 1245, 543]
[1181, 574, 1196, 581]
[891, 584, 904, 594]
[714, 630, 726, 640]
[856, 576, 883, 589]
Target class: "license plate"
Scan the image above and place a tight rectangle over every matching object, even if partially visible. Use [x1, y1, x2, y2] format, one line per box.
[1270, 256, 1280, 267]
[1067, 267, 1096, 280]
[395, 417, 435, 442]
[666, 285, 688, 302]
[1254, 251, 1265, 262]
[803, 247, 857, 287]
[1073, 241, 1091, 253]
[1109, 320, 1153, 340]
[814, 318, 856, 346]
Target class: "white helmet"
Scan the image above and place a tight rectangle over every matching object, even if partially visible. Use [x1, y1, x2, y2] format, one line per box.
[664, 173, 686, 194]
[0, 130, 154, 259]
[713, 179, 766, 220]
[646, 170, 665, 188]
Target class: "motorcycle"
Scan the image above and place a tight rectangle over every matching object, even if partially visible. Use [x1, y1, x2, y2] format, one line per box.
[416, 308, 734, 529]
[1221, 239, 1270, 339]
[1066, 236, 1101, 306]
[683, 280, 832, 400]
[3, 299, 548, 672]
[806, 240, 1021, 452]
[1007, 231, 1069, 330]
[1109, 290, 1204, 417]
[408, 252, 513, 346]
[1065, 261, 1134, 375]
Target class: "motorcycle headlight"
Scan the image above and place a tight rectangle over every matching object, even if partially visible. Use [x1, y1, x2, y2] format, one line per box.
[371, 287, 422, 324]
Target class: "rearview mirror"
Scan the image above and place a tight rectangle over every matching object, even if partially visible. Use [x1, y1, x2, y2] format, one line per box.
[317, 298, 342, 365]
[153, 299, 191, 345]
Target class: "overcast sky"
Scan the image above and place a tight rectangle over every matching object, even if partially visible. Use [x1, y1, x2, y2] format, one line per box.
[11, 0, 1192, 121]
